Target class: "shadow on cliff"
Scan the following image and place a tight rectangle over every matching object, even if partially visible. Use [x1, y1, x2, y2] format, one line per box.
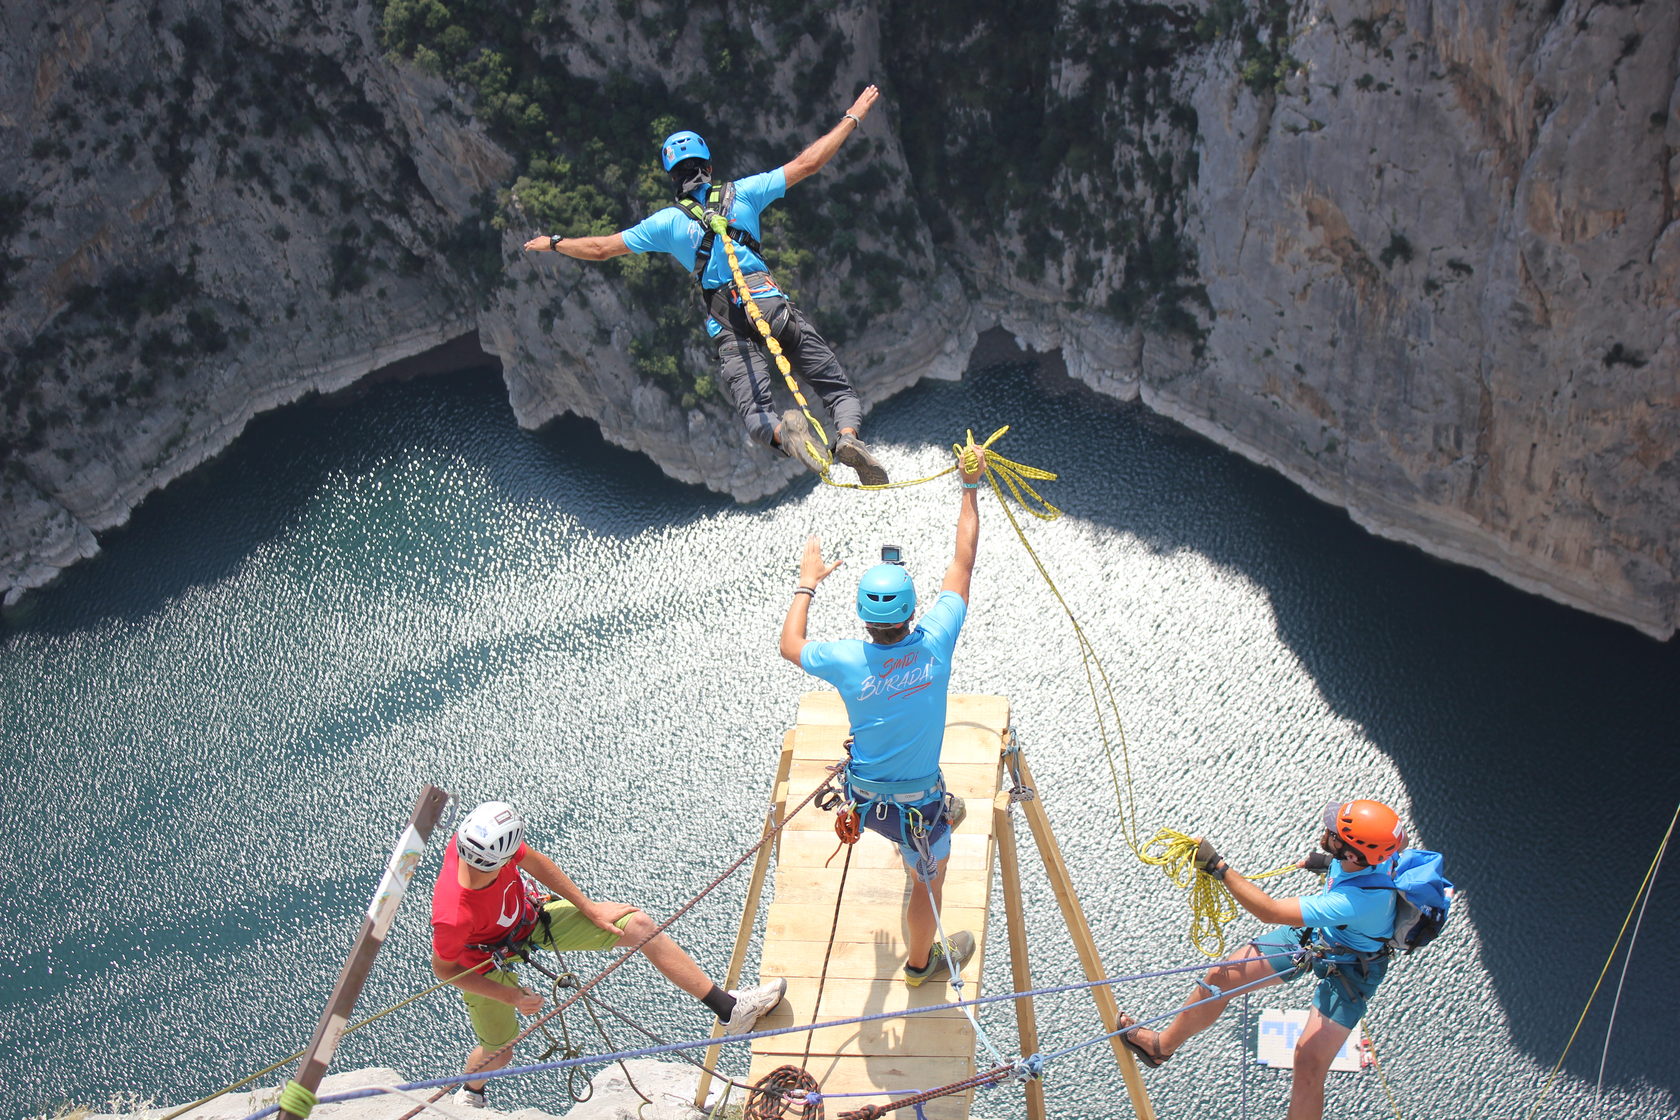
[1, 363, 751, 639]
[867, 355, 1680, 1102]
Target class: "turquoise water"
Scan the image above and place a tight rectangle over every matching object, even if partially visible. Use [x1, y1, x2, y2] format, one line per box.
[2, 363, 1675, 1120]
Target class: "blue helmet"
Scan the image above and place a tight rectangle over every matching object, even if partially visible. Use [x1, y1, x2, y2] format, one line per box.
[856, 564, 916, 625]
[660, 130, 710, 172]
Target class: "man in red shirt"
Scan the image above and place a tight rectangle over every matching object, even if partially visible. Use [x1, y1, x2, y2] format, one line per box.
[431, 801, 785, 1107]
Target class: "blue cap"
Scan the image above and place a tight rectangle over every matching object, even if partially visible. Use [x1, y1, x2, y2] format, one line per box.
[660, 130, 710, 172]
[857, 564, 916, 625]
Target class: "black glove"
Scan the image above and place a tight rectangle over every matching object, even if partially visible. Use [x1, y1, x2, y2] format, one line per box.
[1195, 837, 1228, 880]
[1300, 852, 1331, 873]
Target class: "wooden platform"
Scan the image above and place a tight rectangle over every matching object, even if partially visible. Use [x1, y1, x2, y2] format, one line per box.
[742, 692, 1010, 1120]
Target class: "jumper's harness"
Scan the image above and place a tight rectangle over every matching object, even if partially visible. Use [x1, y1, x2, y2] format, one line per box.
[674, 181, 772, 325]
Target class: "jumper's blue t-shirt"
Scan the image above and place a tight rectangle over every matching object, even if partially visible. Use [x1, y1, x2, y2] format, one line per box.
[800, 591, 967, 783]
[1297, 859, 1399, 955]
[621, 168, 786, 336]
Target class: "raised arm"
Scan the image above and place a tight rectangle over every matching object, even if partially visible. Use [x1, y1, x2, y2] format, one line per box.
[782, 85, 881, 187]
[523, 232, 631, 260]
[940, 448, 984, 602]
[781, 535, 844, 664]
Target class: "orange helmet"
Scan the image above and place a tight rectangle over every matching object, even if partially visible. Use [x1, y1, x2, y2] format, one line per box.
[1321, 799, 1406, 865]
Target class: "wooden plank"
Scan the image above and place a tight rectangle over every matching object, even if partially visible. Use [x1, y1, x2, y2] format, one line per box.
[695, 736, 795, 1108]
[771, 869, 991, 909]
[762, 934, 985, 980]
[764, 903, 987, 945]
[994, 791, 1046, 1120]
[755, 1014, 983, 1059]
[742, 695, 1011, 1120]
[776, 830, 990, 870]
[1015, 747, 1155, 1120]
[754, 977, 973, 1022]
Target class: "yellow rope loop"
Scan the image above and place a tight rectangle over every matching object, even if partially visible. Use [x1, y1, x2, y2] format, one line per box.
[715, 230, 831, 464]
[941, 426, 1063, 519]
[1139, 829, 1302, 959]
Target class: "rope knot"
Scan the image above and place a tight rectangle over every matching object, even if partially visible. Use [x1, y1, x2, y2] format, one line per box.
[1011, 1054, 1046, 1082]
[277, 1080, 318, 1119]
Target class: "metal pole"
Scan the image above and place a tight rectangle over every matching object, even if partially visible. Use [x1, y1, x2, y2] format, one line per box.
[281, 785, 451, 1119]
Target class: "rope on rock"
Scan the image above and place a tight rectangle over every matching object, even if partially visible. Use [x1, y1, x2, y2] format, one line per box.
[747, 1066, 824, 1120]
[159, 960, 499, 1120]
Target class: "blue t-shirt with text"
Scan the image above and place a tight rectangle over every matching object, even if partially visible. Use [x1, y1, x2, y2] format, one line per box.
[621, 169, 786, 336]
[1297, 859, 1399, 954]
[800, 591, 967, 784]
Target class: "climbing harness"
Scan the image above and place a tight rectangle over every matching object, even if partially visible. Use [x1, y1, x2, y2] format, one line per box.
[675, 181, 763, 294]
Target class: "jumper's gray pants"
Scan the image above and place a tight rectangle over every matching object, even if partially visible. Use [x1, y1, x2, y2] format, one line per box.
[712, 292, 863, 448]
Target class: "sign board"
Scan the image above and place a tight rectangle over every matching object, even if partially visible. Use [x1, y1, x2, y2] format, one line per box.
[1255, 1009, 1367, 1071]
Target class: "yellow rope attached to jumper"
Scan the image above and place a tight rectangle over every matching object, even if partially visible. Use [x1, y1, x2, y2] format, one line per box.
[722, 219, 1284, 954]
[713, 222, 835, 473]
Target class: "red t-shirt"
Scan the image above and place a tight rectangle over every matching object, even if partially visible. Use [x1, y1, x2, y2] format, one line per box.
[431, 841, 539, 967]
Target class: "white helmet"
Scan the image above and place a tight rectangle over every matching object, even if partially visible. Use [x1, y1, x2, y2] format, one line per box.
[456, 801, 524, 871]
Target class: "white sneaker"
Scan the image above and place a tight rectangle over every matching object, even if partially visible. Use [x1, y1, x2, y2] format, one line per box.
[721, 977, 787, 1036]
[452, 1087, 487, 1109]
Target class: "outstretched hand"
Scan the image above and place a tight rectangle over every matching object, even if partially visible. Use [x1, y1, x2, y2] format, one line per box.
[958, 443, 987, 485]
[846, 85, 881, 123]
[799, 535, 844, 587]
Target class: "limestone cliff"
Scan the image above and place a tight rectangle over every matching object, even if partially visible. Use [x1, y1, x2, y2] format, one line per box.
[2, 0, 1675, 637]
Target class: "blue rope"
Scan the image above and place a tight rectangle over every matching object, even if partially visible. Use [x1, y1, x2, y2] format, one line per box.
[238, 949, 1302, 1120]
[1040, 967, 1291, 1064]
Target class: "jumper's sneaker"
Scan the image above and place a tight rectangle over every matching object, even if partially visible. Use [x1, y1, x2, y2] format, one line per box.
[777, 410, 827, 476]
[904, 930, 977, 988]
[452, 1087, 488, 1109]
[834, 434, 889, 486]
[721, 976, 788, 1036]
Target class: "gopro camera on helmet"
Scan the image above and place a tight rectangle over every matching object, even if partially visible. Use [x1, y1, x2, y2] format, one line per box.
[880, 544, 904, 566]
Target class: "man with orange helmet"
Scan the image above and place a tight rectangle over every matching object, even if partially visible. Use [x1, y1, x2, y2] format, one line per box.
[1118, 798, 1408, 1120]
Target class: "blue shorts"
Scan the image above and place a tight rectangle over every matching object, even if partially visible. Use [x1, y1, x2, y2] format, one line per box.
[856, 794, 953, 868]
[1252, 930, 1387, 1031]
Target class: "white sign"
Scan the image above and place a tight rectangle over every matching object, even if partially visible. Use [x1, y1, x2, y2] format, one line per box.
[366, 823, 426, 937]
[1255, 1009, 1367, 1072]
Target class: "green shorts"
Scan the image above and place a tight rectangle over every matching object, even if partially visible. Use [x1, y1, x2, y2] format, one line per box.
[460, 902, 635, 1048]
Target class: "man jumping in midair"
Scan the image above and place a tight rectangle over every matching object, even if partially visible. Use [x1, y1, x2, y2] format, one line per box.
[526, 87, 888, 485]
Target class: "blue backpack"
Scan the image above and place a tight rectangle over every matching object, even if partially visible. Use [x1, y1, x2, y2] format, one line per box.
[1352, 848, 1455, 954]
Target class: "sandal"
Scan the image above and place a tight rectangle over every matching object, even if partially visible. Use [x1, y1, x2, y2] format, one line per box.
[1117, 1015, 1173, 1068]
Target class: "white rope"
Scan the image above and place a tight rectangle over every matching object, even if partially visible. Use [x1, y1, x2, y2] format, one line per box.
[1591, 805, 1673, 1117]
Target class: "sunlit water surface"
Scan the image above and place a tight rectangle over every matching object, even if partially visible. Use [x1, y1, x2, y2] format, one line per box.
[2, 364, 1675, 1120]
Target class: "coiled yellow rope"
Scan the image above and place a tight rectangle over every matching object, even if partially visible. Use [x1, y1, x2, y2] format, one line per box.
[1138, 830, 1300, 958]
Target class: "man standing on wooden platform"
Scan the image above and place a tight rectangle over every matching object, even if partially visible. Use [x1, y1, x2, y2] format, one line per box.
[779, 447, 986, 985]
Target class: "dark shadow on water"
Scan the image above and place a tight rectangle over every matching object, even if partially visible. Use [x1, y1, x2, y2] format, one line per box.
[872, 360, 1680, 1102]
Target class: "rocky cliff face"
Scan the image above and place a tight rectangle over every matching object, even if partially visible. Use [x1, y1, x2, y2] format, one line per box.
[3, 0, 1675, 636]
